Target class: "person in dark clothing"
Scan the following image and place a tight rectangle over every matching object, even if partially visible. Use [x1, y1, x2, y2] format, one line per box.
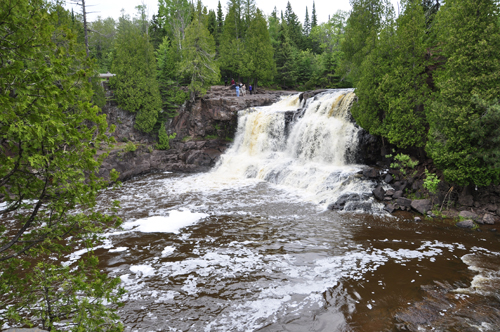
[231, 78, 235, 86]
[224, 77, 228, 86]
[249, 84, 253, 95]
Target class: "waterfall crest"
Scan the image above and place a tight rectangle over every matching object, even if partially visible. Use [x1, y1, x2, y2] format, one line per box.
[213, 89, 380, 211]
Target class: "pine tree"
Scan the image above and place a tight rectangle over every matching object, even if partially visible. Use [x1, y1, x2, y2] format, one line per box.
[180, 18, 220, 99]
[149, 14, 167, 50]
[207, 9, 217, 36]
[158, 0, 192, 52]
[303, 6, 311, 36]
[111, 15, 162, 133]
[242, 0, 257, 32]
[275, 22, 298, 88]
[311, 1, 318, 28]
[244, 9, 275, 87]
[284, 2, 303, 49]
[426, 0, 500, 185]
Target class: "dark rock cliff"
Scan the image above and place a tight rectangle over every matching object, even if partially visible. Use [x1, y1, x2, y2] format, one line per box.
[99, 85, 294, 181]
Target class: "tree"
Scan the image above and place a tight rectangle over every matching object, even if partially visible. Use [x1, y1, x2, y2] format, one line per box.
[303, 6, 311, 36]
[216, 0, 224, 37]
[180, 18, 220, 99]
[275, 22, 298, 87]
[149, 13, 167, 50]
[218, 3, 246, 78]
[284, 1, 303, 49]
[89, 16, 116, 71]
[341, 0, 392, 81]
[158, 0, 192, 53]
[311, 1, 318, 28]
[207, 9, 217, 36]
[0, 0, 123, 330]
[244, 9, 275, 87]
[376, 0, 429, 148]
[111, 12, 162, 133]
[426, 0, 500, 185]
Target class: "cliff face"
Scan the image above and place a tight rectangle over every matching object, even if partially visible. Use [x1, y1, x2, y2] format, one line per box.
[99, 86, 294, 181]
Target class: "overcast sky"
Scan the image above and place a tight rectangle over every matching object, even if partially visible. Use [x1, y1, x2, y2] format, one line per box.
[66, 0, 355, 25]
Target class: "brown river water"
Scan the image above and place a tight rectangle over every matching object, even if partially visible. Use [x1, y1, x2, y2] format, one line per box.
[85, 91, 499, 331]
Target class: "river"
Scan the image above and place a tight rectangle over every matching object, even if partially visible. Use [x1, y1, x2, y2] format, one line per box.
[90, 90, 500, 331]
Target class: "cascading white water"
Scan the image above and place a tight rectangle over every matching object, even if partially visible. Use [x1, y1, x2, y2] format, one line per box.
[213, 89, 381, 211]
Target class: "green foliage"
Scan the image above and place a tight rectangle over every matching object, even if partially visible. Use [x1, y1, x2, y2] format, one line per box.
[275, 23, 298, 87]
[424, 169, 440, 194]
[180, 17, 220, 99]
[91, 77, 107, 108]
[110, 14, 162, 133]
[243, 9, 275, 86]
[0, 0, 122, 329]
[426, 0, 500, 186]
[123, 141, 137, 152]
[157, 126, 177, 150]
[389, 153, 418, 176]
[89, 17, 116, 72]
[218, 4, 246, 77]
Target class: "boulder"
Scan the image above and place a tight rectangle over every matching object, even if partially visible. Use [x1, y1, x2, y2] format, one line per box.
[363, 168, 379, 178]
[482, 213, 496, 225]
[496, 207, 500, 217]
[344, 202, 372, 212]
[372, 185, 386, 201]
[411, 199, 432, 215]
[456, 220, 475, 229]
[384, 204, 395, 213]
[392, 180, 407, 192]
[393, 190, 404, 199]
[328, 193, 361, 210]
[458, 211, 478, 220]
[396, 197, 412, 208]
[485, 204, 497, 212]
[384, 174, 394, 184]
[414, 216, 422, 222]
[385, 189, 395, 196]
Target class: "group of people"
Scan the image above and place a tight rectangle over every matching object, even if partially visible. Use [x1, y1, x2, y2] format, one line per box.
[225, 77, 253, 97]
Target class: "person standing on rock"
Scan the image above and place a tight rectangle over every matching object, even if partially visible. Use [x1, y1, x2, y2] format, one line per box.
[224, 77, 228, 86]
[235, 84, 240, 97]
[249, 84, 253, 95]
[231, 78, 235, 86]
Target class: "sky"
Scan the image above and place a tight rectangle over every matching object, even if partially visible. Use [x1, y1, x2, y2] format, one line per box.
[66, 0, 354, 25]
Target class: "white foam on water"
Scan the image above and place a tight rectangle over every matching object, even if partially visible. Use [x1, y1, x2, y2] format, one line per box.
[130, 264, 156, 278]
[456, 252, 500, 297]
[122, 210, 208, 234]
[116, 239, 462, 331]
[109, 247, 128, 252]
[161, 246, 176, 257]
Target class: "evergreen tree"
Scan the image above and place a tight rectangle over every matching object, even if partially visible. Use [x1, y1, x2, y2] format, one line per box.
[242, 0, 257, 32]
[426, 0, 500, 185]
[218, 4, 246, 78]
[244, 9, 275, 87]
[303, 6, 311, 36]
[217, 0, 224, 34]
[376, 0, 429, 148]
[268, 7, 280, 49]
[207, 9, 217, 36]
[111, 15, 162, 133]
[311, 1, 318, 28]
[89, 16, 116, 71]
[341, 0, 392, 81]
[275, 22, 298, 87]
[180, 18, 220, 99]
[284, 1, 303, 49]
[149, 13, 167, 50]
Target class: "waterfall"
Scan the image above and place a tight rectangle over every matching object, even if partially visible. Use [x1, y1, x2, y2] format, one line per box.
[212, 89, 380, 212]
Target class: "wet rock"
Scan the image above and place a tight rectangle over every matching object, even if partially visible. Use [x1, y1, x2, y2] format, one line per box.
[384, 204, 395, 213]
[458, 194, 474, 207]
[458, 210, 478, 220]
[363, 167, 379, 178]
[372, 185, 386, 201]
[411, 199, 432, 215]
[414, 216, 422, 222]
[384, 174, 394, 184]
[482, 213, 496, 225]
[327, 194, 361, 210]
[344, 202, 372, 212]
[396, 197, 412, 208]
[456, 220, 475, 228]
[385, 189, 395, 196]
[485, 204, 497, 212]
[392, 180, 407, 192]
[496, 207, 500, 217]
[393, 190, 404, 199]
[384, 196, 392, 201]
